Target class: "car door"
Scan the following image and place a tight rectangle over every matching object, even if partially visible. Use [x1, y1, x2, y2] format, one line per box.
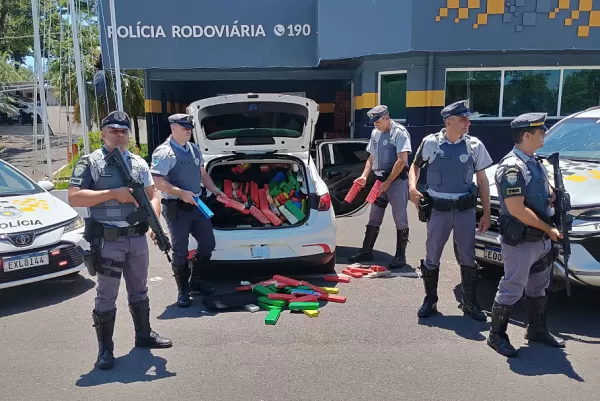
[314, 138, 375, 218]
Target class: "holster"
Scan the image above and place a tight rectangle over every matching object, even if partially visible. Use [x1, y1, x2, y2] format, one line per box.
[418, 192, 432, 223]
[83, 219, 102, 276]
[161, 198, 196, 221]
[530, 245, 559, 274]
[498, 215, 546, 246]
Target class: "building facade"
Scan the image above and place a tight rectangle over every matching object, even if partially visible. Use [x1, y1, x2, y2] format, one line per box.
[98, 0, 600, 162]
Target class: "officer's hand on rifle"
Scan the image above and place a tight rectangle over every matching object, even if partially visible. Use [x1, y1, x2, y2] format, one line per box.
[409, 186, 423, 209]
[112, 187, 139, 207]
[548, 190, 556, 205]
[546, 227, 563, 242]
[149, 231, 158, 246]
[354, 176, 367, 188]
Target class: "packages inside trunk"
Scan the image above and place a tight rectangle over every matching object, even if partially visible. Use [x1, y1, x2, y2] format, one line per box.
[206, 159, 310, 229]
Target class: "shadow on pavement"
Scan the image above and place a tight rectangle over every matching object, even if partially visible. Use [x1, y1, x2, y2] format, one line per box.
[0, 274, 96, 318]
[76, 348, 176, 387]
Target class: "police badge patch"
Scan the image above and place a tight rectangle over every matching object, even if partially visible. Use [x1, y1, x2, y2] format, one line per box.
[459, 154, 469, 163]
[73, 159, 88, 177]
[194, 158, 200, 166]
[506, 171, 518, 185]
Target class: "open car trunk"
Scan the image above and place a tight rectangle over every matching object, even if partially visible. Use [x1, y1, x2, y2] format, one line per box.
[205, 156, 311, 230]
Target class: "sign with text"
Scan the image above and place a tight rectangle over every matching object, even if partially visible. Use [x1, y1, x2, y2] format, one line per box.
[98, 0, 318, 69]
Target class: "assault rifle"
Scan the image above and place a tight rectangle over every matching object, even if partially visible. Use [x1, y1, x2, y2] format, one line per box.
[106, 146, 173, 262]
[546, 152, 573, 296]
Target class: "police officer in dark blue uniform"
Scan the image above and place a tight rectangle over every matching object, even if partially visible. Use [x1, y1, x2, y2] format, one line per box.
[487, 112, 566, 358]
[348, 105, 412, 269]
[151, 113, 229, 308]
[69, 111, 172, 370]
[409, 100, 493, 321]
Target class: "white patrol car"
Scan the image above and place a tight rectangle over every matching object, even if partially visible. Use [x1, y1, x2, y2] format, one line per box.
[185, 93, 374, 271]
[475, 106, 600, 290]
[0, 159, 86, 289]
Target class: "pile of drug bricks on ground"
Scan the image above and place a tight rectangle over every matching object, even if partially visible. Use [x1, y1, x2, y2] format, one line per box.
[236, 264, 391, 325]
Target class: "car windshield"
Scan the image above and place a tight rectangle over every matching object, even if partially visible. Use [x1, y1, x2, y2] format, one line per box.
[538, 117, 600, 160]
[0, 160, 42, 197]
[199, 101, 307, 140]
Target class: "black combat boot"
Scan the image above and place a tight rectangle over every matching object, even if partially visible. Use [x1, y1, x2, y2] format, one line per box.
[348, 225, 379, 263]
[129, 299, 173, 349]
[389, 228, 409, 269]
[189, 253, 216, 295]
[459, 265, 487, 322]
[172, 263, 191, 308]
[92, 309, 116, 370]
[487, 301, 518, 357]
[523, 295, 566, 348]
[417, 260, 440, 318]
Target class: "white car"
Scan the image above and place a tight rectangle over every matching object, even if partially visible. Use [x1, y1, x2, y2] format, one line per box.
[475, 106, 600, 290]
[0, 159, 86, 289]
[185, 93, 374, 271]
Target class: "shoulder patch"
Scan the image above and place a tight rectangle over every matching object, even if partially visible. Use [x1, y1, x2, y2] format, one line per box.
[503, 166, 521, 185]
[73, 158, 89, 177]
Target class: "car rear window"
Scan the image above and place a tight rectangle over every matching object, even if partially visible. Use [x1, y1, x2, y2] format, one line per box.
[539, 117, 600, 160]
[198, 101, 308, 140]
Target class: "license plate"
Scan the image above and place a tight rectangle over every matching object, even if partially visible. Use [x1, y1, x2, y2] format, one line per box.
[2, 251, 49, 272]
[250, 245, 270, 259]
[483, 247, 503, 263]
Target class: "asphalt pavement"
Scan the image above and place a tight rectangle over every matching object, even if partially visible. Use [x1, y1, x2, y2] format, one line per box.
[1, 205, 599, 401]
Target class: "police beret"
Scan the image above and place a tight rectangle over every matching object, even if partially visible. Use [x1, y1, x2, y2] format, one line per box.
[441, 99, 472, 119]
[168, 113, 193, 128]
[367, 105, 389, 123]
[510, 112, 548, 131]
[100, 110, 130, 129]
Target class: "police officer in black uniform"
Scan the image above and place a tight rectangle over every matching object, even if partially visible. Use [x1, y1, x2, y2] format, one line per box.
[69, 111, 172, 370]
[409, 100, 493, 321]
[487, 112, 566, 358]
[151, 113, 229, 307]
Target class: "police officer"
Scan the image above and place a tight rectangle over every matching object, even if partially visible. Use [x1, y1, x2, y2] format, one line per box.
[408, 100, 493, 321]
[348, 105, 412, 270]
[151, 113, 229, 308]
[487, 113, 566, 358]
[68, 111, 172, 370]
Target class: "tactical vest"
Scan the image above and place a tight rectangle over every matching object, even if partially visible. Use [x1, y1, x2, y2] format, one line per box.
[426, 133, 475, 194]
[498, 151, 550, 219]
[166, 140, 202, 196]
[88, 148, 140, 222]
[371, 123, 402, 172]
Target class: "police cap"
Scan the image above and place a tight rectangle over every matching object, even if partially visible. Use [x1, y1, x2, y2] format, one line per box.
[168, 113, 193, 129]
[509, 112, 548, 131]
[100, 110, 130, 130]
[367, 105, 389, 123]
[441, 99, 472, 120]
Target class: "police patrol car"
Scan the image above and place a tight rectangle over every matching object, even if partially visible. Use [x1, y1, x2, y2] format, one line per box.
[185, 93, 374, 270]
[0, 159, 86, 289]
[475, 106, 600, 290]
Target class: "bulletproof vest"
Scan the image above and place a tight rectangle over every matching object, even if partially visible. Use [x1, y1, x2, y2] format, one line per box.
[167, 141, 202, 195]
[88, 148, 140, 222]
[426, 134, 475, 194]
[498, 151, 550, 219]
[371, 125, 400, 171]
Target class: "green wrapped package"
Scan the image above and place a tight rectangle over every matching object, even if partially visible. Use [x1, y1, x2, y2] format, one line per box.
[265, 308, 282, 325]
[258, 296, 287, 308]
[285, 200, 306, 221]
[289, 301, 319, 311]
[252, 284, 275, 297]
[258, 301, 281, 311]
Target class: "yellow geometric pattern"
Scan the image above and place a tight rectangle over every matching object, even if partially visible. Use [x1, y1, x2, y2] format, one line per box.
[11, 198, 50, 212]
[435, 0, 600, 37]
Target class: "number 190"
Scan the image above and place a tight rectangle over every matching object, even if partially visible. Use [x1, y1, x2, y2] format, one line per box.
[287, 24, 311, 36]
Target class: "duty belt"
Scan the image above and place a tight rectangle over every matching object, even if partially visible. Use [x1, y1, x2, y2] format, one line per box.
[85, 219, 149, 241]
[379, 166, 409, 181]
[431, 193, 476, 212]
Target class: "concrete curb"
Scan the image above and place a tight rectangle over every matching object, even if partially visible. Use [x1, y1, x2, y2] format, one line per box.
[52, 163, 70, 179]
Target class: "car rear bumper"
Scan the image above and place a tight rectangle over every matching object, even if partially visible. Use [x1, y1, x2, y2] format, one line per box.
[207, 251, 335, 268]
[475, 231, 600, 288]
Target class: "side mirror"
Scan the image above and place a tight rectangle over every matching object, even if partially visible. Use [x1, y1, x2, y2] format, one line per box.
[37, 180, 55, 191]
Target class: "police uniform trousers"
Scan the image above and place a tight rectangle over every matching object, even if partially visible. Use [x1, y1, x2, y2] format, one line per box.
[162, 206, 216, 267]
[368, 178, 409, 230]
[495, 237, 552, 305]
[424, 208, 476, 269]
[95, 234, 149, 312]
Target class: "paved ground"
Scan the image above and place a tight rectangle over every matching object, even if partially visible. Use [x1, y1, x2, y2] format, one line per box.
[1, 204, 599, 401]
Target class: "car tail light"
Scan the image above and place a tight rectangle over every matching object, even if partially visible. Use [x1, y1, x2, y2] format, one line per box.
[318, 193, 331, 211]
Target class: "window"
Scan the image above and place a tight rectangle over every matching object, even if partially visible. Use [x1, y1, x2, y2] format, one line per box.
[0, 160, 41, 197]
[560, 69, 600, 116]
[378, 71, 407, 120]
[445, 67, 600, 118]
[445, 71, 501, 117]
[321, 142, 369, 167]
[538, 117, 600, 160]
